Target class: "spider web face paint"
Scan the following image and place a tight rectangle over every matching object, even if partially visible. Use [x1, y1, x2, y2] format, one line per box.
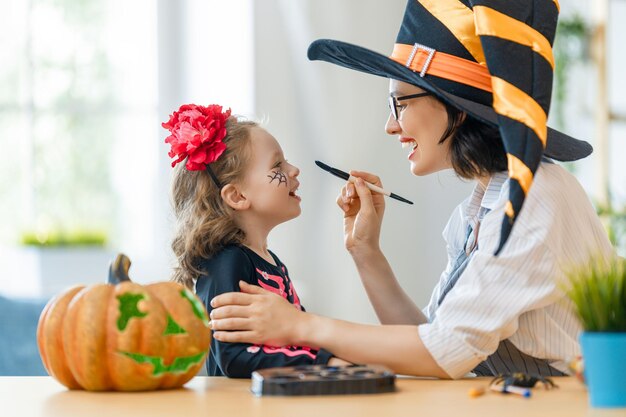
[267, 170, 287, 186]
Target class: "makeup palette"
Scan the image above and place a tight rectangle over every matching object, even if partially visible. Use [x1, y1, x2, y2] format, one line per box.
[251, 364, 396, 396]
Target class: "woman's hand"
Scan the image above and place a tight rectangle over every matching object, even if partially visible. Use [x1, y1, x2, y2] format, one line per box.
[336, 171, 386, 257]
[210, 281, 307, 347]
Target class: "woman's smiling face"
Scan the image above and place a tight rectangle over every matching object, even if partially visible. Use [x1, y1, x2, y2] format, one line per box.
[385, 79, 453, 176]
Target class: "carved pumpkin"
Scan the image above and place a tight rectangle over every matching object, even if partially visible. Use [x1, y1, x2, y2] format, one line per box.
[37, 254, 211, 391]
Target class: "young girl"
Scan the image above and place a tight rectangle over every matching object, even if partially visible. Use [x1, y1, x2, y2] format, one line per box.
[163, 103, 341, 378]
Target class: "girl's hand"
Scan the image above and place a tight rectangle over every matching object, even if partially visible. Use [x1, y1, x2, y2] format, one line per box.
[209, 281, 306, 347]
[336, 171, 385, 256]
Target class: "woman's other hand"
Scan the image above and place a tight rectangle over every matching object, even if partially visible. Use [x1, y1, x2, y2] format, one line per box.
[336, 171, 385, 257]
[210, 281, 307, 347]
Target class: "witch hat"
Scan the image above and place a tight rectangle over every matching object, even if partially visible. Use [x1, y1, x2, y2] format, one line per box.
[308, 0, 589, 254]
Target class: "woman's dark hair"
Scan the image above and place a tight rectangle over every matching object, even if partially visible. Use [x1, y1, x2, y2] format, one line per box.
[438, 101, 507, 179]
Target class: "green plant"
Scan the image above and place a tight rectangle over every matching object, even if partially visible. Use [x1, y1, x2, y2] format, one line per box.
[20, 229, 107, 247]
[564, 256, 626, 332]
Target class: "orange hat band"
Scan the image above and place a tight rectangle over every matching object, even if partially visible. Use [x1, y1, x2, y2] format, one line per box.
[390, 43, 493, 93]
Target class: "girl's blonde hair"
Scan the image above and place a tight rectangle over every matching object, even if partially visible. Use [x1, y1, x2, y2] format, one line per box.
[170, 117, 258, 288]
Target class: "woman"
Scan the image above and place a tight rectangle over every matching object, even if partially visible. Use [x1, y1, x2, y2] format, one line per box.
[208, 0, 613, 378]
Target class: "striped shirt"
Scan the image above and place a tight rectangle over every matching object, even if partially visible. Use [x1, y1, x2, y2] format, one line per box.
[419, 161, 614, 379]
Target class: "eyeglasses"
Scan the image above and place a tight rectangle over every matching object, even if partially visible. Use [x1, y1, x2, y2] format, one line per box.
[388, 92, 431, 121]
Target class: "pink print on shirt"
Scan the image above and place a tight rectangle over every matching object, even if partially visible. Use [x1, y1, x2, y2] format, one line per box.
[255, 267, 302, 310]
[246, 344, 316, 359]
[287, 268, 302, 309]
[256, 268, 286, 297]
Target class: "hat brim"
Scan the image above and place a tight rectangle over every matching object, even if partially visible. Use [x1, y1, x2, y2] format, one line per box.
[308, 39, 592, 162]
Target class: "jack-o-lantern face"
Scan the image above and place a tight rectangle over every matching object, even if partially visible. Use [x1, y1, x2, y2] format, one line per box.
[37, 254, 211, 391]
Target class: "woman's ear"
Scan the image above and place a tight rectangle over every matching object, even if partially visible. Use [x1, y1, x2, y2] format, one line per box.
[220, 184, 250, 210]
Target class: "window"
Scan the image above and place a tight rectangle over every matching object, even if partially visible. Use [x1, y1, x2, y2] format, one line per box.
[0, 0, 157, 245]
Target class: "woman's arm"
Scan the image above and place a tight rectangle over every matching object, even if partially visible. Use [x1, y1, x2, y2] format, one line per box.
[209, 282, 448, 378]
[339, 174, 427, 325]
[302, 314, 447, 377]
[350, 247, 428, 325]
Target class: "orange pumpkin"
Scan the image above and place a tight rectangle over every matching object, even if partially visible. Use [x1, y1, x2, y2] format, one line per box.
[37, 254, 211, 391]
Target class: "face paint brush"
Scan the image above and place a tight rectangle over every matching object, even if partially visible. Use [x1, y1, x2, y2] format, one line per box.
[315, 160, 413, 205]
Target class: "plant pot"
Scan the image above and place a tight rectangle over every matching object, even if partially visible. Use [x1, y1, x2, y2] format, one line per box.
[580, 332, 626, 408]
[0, 246, 116, 299]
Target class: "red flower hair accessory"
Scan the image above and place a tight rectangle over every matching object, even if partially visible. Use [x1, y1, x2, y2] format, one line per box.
[162, 104, 232, 171]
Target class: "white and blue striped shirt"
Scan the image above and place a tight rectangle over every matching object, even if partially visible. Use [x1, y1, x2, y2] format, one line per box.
[419, 161, 614, 378]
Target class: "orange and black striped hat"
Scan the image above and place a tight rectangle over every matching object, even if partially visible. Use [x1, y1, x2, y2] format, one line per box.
[308, 0, 591, 254]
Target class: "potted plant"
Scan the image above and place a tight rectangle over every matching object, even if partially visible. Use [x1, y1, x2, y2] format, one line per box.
[14, 228, 115, 299]
[565, 256, 626, 408]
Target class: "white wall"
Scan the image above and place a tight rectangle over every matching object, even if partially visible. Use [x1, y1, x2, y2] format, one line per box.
[252, 0, 473, 323]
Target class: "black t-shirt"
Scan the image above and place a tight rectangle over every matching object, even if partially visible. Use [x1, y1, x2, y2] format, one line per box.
[196, 244, 333, 378]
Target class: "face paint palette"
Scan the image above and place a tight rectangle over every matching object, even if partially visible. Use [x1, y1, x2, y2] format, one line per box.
[251, 364, 396, 396]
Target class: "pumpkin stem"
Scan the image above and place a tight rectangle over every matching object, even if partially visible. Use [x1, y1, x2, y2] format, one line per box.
[108, 253, 132, 284]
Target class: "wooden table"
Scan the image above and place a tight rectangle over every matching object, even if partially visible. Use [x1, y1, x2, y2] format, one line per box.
[1, 376, 624, 417]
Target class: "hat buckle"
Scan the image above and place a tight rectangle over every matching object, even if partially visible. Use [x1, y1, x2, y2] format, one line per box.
[406, 43, 436, 77]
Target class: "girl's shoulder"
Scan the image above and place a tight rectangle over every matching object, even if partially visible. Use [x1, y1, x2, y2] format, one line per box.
[200, 244, 254, 272]
[195, 245, 256, 303]
[238, 246, 285, 270]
